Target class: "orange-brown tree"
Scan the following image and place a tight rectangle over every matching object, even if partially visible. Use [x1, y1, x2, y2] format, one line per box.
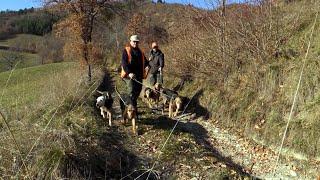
[125, 12, 146, 37]
[43, 0, 116, 82]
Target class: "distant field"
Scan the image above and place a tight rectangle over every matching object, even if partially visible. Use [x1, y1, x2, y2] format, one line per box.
[0, 49, 41, 72]
[0, 62, 78, 109]
[0, 32, 45, 72]
[0, 34, 43, 47]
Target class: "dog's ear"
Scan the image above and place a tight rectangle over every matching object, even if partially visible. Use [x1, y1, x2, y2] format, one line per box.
[97, 90, 104, 95]
[106, 92, 111, 98]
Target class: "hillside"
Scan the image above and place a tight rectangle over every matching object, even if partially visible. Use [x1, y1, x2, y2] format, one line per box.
[0, 63, 245, 179]
[119, 0, 320, 160]
[0, 0, 320, 179]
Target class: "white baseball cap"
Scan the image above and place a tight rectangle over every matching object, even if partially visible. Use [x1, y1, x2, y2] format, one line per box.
[130, 35, 139, 42]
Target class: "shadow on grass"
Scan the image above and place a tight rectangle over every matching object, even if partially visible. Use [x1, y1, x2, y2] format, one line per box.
[140, 116, 259, 179]
[59, 129, 138, 179]
[0, 33, 17, 41]
[184, 89, 210, 120]
[96, 68, 115, 94]
[59, 70, 159, 179]
[172, 75, 193, 92]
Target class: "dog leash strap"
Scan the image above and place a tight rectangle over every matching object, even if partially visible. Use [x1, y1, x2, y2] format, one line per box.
[131, 78, 172, 99]
[114, 85, 128, 107]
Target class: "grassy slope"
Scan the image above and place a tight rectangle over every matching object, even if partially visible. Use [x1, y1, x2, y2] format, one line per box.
[0, 34, 42, 72]
[251, 1, 320, 158]
[0, 62, 113, 179]
[1, 1, 319, 178]
[0, 62, 77, 108]
[0, 34, 43, 47]
[0, 62, 242, 179]
[0, 49, 41, 72]
[136, 1, 320, 160]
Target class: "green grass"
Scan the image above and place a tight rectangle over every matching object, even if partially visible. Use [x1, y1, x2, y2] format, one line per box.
[0, 62, 78, 109]
[0, 49, 41, 72]
[0, 34, 43, 72]
[0, 61, 94, 178]
[0, 34, 43, 47]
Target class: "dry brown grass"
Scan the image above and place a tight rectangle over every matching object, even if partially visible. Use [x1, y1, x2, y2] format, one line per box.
[0, 62, 100, 178]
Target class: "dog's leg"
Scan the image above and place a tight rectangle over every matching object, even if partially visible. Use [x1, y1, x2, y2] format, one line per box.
[123, 116, 127, 125]
[155, 97, 159, 109]
[168, 100, 173, 118]
[174, 106, 179, 117]
[108, 111, 112, 126]
[100, 108, 106, 119]
[147, 99, 153, 108]
[162, 99, 166, 115]
[132, 118, 136, 135]
[122, 111, 127, 124]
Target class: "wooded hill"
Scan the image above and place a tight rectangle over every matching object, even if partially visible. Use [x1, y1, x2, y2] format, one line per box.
[0, 0, 319, 179]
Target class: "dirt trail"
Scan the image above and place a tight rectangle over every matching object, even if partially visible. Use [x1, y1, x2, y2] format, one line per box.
[193, 118, 319, 179]
[105, 72, 319, 179]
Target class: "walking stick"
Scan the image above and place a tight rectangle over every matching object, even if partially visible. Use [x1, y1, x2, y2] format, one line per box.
[159, 68, 163, 84]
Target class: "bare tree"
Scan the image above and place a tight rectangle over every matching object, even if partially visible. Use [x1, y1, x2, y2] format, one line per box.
[43, 0, 117, 82]
[1, 50, 23, 70]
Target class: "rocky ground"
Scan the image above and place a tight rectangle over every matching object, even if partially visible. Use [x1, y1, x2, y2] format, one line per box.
[113, 100, 319, 179]
[198, 119, 319, 179]
[91, 72, 319, 179]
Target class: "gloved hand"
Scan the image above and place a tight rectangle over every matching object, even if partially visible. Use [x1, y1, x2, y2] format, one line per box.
[128, 73, 135, 79]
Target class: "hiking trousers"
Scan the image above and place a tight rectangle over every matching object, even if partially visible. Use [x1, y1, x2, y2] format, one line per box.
[148, 71, 163, 86]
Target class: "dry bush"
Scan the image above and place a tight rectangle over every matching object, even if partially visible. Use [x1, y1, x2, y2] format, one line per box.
[125, 12, 147, 37]
[38, 34, 64, 64]
[71, 0, 320, 163]
[162, 0, 320, 158]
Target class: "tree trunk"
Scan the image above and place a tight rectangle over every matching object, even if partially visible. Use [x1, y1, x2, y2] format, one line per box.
[220, 0, 227, 83]
[88, 63, 92, 82]
[83, 43, 92, 82]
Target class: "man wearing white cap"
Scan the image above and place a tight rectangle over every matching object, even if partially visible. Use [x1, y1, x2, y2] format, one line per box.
[120, 35, 149, 115]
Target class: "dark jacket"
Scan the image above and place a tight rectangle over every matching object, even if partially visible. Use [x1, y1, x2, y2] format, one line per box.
[121, 46, 148, 80]
[148, 49, 164, 74]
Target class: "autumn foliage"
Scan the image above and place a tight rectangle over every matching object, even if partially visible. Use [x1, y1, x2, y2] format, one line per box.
[44, 0, 116, 81]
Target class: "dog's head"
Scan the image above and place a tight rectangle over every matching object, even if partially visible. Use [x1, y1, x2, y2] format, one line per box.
[96, 95, 106, 108]
[144, 87, 152, 98]
[96, 91, 111, 108]
[154, 83, 162, 91]
[126, 104, 136, 119]
[174, 96, 183, 110]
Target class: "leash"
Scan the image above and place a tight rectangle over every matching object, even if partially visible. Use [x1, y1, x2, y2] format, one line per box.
[119, 77, 197, 180]
[159, 68, 163, 84]
[273, 8, 319, 175]
[114, 84, 128, 107]
[123, 77, 197, 180]
[131, 78, 175, 100]
[145, 91, 197, 180]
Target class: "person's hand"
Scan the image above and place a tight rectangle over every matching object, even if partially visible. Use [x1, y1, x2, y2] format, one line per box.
[158, 67, 162, 72]
[128, 73, 135, 79]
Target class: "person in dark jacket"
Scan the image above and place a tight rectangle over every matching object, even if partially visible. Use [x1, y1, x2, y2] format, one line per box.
[120, 35, 149, 115]
[148, 41, 164, 86]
